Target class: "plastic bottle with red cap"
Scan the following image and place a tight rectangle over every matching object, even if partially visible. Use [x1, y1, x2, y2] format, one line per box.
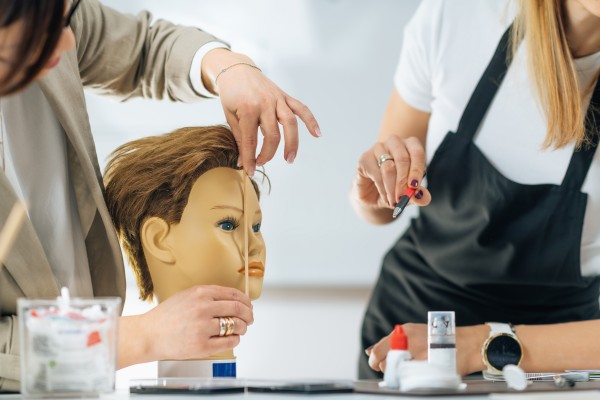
[381, 324, 412, 389]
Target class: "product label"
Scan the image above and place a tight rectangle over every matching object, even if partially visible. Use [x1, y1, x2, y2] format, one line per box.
[428, 348, 457, 373]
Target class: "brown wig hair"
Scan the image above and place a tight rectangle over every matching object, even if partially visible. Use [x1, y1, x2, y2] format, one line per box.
[104, 126, 261, 301]
[0, 0, 66, 95]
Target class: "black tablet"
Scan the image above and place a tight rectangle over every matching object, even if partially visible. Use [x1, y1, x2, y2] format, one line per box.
[130, 378, 245, 395]
[247, 382, 354, 394]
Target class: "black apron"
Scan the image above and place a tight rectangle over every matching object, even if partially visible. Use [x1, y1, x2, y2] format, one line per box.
[359, 26, 600, 379]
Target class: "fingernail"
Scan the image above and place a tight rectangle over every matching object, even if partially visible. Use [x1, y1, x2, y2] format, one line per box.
[415, 190, 423, 200]
[247, 166, 255, 177]
[411, 179, 419, 188]
[256, 159, 265, 167]
[315, 127, 322, 137]
[286, 152, 296, 164]
[237, 159, 242, 168]
[365, 345, 374, 356]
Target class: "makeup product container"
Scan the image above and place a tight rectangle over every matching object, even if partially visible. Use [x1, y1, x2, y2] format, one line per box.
[428, 311, 456, 374]
[18, 291, 120, 397]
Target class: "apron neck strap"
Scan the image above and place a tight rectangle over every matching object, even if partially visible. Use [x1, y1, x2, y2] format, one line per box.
[455, 22, 599, 191]
[561, 80, 600, 189]
[455, 24, 513, 140]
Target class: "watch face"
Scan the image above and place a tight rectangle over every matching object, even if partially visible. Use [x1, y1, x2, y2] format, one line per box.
[487, 334, 522, 371]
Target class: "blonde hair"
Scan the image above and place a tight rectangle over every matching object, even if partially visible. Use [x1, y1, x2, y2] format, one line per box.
[511, 0, 599, 149]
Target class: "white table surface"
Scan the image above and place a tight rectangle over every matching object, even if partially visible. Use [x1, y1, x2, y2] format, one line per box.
[1, 387, 600, 399]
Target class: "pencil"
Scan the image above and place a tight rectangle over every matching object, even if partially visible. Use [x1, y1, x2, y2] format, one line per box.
[244, 173, 250, 297]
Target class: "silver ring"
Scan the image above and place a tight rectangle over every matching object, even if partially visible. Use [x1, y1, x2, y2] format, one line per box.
[377, 153, 394, 168]
[218, 317, 228, 337]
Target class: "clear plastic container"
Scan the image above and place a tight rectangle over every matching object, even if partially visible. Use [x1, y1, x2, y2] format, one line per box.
[18, 296, 121, 397]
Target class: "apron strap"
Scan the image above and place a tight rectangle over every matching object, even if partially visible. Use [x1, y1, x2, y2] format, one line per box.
[561, 80, 600, 190]
[455, 25, 513, 140]
[454, 20, 599, 191]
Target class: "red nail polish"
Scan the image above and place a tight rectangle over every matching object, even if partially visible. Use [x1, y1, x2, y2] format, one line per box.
[411, 179, 419, 188]
[415, 190, 423, 200]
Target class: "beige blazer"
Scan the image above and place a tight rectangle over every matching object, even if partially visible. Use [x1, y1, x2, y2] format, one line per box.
[0, 0, 218, 391]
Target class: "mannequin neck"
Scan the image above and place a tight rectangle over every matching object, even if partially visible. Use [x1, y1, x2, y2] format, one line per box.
[200, 349, 235, 361]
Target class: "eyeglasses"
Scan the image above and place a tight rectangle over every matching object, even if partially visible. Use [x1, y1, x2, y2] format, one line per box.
[64, 0, 82, 27]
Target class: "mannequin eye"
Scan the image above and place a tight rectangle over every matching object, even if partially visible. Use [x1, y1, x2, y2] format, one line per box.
[217, 217, 240, 232]
[219, 222, 236, 231]
[252, 223, 261, 233]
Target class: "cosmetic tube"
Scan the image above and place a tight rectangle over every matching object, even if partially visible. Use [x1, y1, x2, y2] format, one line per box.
[381, 325, 412, 389]
[428, 311, 456, 374]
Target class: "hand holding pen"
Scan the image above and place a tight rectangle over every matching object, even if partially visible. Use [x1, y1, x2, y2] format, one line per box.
[353, 135, 430, 223]
[393, 170, 427, 218]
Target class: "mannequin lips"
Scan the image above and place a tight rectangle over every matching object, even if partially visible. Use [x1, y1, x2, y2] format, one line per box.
[238, 261, 265, 277]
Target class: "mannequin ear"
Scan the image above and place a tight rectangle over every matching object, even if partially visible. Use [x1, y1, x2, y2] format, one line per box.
[141, 217, 176, 265]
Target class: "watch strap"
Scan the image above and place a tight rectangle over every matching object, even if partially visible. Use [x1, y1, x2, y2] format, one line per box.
[486, 322, 515, 337]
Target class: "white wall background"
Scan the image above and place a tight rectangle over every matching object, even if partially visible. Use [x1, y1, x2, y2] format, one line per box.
[84, 0, 421, 385]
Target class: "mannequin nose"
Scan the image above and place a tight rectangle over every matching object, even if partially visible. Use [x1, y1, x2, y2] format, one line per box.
[247, 225, 264, 257]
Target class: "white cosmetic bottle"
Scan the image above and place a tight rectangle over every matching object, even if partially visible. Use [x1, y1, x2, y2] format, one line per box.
[381, 324, 412, 389]
[428, 311, 456, 374]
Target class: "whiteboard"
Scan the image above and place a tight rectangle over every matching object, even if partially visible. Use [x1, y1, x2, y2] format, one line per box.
[86, 0, 421, 287]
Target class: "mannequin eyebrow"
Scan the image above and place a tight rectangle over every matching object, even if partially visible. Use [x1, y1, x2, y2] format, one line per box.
[211, 205, 261, 214]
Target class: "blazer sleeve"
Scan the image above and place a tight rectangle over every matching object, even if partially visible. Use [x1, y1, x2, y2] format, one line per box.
[0, 315, 20, 392]
[70, 0, 226, 102]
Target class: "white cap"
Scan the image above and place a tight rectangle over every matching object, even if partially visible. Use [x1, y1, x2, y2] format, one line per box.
[503, 364, 528, 391]
[428, 311, 455, 335]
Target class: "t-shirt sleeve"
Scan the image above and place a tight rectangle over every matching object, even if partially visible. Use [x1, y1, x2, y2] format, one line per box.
[394, 0, 444, 112]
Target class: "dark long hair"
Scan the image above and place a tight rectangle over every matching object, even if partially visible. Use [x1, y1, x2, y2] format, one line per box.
[0, 0, 65, 95]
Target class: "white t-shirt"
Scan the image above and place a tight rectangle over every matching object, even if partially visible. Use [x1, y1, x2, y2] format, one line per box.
[394, 0, 600, 276]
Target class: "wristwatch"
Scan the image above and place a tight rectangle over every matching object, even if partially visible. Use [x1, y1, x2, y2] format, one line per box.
[482, 322, 523, 374]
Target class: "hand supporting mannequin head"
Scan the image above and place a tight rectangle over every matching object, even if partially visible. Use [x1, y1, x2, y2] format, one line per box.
[104, 126, 266, 304]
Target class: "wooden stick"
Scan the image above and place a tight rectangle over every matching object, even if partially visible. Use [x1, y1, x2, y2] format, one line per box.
[244, 173, 250, 297]
[0, 201, 27, 270]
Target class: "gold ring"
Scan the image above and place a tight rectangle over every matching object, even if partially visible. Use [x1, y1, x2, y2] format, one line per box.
[225, 317, 235, 336]
[218, 317, 228, 337]
[377, 154, 394, 168]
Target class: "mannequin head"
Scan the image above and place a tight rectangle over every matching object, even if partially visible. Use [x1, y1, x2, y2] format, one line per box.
[104, 126, 266, 302]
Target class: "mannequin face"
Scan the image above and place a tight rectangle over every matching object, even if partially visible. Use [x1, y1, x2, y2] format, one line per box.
[144, 167, 266, 302]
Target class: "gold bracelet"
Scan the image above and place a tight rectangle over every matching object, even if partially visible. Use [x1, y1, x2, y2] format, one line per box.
[214, 62, 262, 87]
